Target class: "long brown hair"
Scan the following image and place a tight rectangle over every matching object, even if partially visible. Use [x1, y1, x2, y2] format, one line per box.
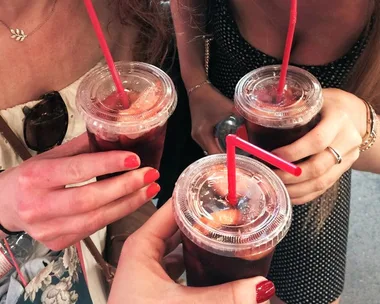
[111, 0, 172, 66]
[346, 1, 380, 112]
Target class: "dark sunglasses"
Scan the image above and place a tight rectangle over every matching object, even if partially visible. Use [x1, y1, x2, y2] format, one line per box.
[23, 91, 68, 153]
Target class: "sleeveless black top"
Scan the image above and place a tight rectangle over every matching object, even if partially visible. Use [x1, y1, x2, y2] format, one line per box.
[207, 1, 371, 303]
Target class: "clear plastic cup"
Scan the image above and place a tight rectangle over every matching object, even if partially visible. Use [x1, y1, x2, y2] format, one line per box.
[173, 154, 292, 287]
[76, 61, 177, 171]
[234, 65, 323, 151]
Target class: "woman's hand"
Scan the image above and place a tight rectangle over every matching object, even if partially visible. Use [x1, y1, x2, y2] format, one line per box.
[0, 134, 160, 250]
[189, 84, 234, 154]
[109, 200, 275, 304]
[273, 89, 366, 205]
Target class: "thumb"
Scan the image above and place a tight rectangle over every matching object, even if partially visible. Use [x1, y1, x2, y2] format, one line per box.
[182, 277, 275, 304]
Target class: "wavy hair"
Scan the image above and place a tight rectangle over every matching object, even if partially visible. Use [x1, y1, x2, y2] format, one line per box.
[111, 0, 172, 66]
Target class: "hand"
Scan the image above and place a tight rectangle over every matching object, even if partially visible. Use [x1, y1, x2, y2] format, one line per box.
[272, 89, 366, 205]
[109, 200, 275, 304]
[0, 134, 161, 250]
[189, 84, 234, 154]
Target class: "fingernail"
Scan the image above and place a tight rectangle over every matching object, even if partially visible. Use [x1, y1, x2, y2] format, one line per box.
[144, 169, 160, 184]
[146, 183, 161, 198]
[256, 280, 275, 303]
[124, 155, 140, 168]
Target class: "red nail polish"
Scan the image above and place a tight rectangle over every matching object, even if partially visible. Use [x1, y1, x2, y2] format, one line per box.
[124, 155, 139, 168]
[144, 169, 160, 184]
[146, 183, 161, 198]
[256, 280, 275, 303]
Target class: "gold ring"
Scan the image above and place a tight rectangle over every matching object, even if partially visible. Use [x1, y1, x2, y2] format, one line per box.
[327, 146, 342, 164]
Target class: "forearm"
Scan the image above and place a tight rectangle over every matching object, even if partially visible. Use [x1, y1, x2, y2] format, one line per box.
[171, 0, 208, 88]
[353, 114, 380, 173]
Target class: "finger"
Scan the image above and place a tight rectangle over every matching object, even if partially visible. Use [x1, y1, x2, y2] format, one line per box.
[27, 150, 141, 188]
[162, 244, 185, 281]
[164, 230, 182, 256]
[275, 132, 361, 184]
[39, 133, 90, 159]
[181, 277, 275, 304]
[29, 183, 160, 246]
[286, 151, 356, 200]
[41, 167, 159, 218]
[272, 106, 345, 162]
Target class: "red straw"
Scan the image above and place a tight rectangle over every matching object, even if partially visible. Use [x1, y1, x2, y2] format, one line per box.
[226, 134, 302, 205]
[277, 0, 298, 100]
[83, 0, 129, 108]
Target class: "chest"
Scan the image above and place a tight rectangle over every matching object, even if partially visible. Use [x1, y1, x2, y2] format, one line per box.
[0, 1, 136, 110]
[215, 0, 367, 66]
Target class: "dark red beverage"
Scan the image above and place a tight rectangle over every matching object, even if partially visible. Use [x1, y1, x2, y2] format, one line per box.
[76, 61, 177, 173]
[245, 114, 321, 152]
[173, 155, 292, 287]
[182, 233, 274, 287]
[87, 123, 167, 170]
[235, 65, 323, 153]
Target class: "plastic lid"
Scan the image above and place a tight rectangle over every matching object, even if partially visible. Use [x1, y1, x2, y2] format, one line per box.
[76, 61, 177, 135]
[173, 154, 292, 258]
[235, 65, 322, 129]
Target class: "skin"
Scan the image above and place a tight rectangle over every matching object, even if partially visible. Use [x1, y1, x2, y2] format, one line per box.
[0, 1, 143, 244]
[0, 0, 136, 109]
[0, 2, 275, 303]
[109, 200, 274, 304]
[171, 0, 380, 303]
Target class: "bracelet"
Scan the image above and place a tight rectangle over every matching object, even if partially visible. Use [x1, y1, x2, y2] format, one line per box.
[359, 100, 378, 152]
[187, 80, 211, 96]
[0, 223, 22, 236]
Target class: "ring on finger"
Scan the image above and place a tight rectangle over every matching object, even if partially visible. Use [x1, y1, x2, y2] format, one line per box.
[327, 146, 343, 164]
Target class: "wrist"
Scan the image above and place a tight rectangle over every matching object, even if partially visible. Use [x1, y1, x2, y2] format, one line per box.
[187, 80, 212, 96]
[354, 96, 368, 138]
[0, 220, 23, 236]
[181, 68, 208, 91]
[359, 101, 378, 152]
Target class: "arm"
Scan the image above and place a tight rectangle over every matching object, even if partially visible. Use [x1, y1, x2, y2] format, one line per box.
[171, 0, 235, 154]
[171, 0, 208, 89]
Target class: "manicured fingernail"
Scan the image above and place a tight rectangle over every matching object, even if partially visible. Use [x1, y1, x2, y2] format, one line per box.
[124, 155, 140, 168]
[144, 169, 160, 184]
[146, 183, 161, 198]
[256, 280, 275, 303]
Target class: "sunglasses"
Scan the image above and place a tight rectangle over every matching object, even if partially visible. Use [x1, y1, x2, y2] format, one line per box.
[23, 91, 68, 153]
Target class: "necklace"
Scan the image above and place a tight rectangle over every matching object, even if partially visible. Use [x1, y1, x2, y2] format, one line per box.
[0, 0, 58, 42]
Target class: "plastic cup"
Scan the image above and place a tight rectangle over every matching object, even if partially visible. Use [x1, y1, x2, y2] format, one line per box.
[173, 154, 292, 287]
[234, 65, 323, 151]
[76, 61, 177, 171]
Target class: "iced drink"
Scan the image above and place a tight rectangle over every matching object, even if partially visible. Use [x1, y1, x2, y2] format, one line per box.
[76, 61, 177, 171]
[235, 65, 323, 151]
[173, 155, 291, 287]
